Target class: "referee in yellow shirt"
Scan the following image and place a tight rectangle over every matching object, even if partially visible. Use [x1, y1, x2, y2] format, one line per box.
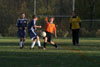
[70, 11, 81, 46]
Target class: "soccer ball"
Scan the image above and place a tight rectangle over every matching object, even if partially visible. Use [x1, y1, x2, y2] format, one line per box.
[41, 31, 46, 37]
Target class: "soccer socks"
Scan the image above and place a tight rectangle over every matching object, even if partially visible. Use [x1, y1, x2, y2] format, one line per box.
[37, 40, 41, 47]
[19, 39, 25, 49]
[31, 40, 41, 49]
[31, 41, 36, 48]
[52, 44, 58, 48]
[43, 43, 58, 48]
[43, 42, 47, 48]
[19, 41, 23, 48]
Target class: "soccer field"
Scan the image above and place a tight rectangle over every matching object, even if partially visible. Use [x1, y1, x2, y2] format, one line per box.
[0, 38, 100, 67]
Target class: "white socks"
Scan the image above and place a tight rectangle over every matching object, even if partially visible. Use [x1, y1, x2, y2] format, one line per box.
[19, 40, 41, 48]
[31, 42, 36, 48]
[31, 40, 41, 48]
[37, 40, 41, 47]
[19, 41, 23, 47]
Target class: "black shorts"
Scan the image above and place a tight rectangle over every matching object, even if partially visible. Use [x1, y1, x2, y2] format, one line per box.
[45, 31, 53, 42]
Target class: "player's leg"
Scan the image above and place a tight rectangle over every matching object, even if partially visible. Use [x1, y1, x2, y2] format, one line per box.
[21, 38, 26, 48]
[19, 38, 23, 49]
[36, 36, 42, 48]
[18, 30, 24, 49]
[76, 29, 80, 45]
[31, 39, 36, 49]
[43, 32, 49, 50]
[30, 34, 37, 49]
[28, 30, 36, 49]
[21, 30, 26, 48]
[43, 37, 48, 50]
[49, 33, 58, 48]
[18, 30, 22, 49]
[50, 41, 58, 48]
[72, 29, 76, 45]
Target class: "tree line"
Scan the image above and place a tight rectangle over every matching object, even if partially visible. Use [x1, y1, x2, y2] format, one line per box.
[0, 0, 100, 37]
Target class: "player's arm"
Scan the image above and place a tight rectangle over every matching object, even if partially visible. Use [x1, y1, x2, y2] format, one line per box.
[31, 20, 41, 29]
[34, 25, 41, 28]
[45, 17, 48, 23]
[69, 18, 72, 30]
[16, 19, 22, 29]
[79, 23, 81, 28]
[24, 19, 28, 30]
[43, 23, 48, 31]
[54, 30, 57, 38]
[70, 23, 72, 30]
[45, 23, 48, 28]
[53, 25, 57, 38]
[78, 17, 81, 28]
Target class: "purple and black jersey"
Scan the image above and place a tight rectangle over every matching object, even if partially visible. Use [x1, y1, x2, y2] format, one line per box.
[16, 18, 27, 30]
[28, 19, 38, 40]
[16, 18, 27, 38]
[28, 19, 36, 30]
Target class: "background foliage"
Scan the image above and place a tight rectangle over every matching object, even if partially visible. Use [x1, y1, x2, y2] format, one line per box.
[0, 0, 100, 37]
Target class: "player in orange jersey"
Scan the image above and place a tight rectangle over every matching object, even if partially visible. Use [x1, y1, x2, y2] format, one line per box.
[43, 17, 58, 50]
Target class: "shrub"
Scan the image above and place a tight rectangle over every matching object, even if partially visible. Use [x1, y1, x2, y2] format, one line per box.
[80, 28, 96, 37]
[7, 25, 17, 37]
[96, 29, 100, 37]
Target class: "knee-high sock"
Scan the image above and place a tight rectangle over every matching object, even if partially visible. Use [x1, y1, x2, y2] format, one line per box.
[19, 41, 23, 47]
[52, 44, 58, 48]
[37, 40, 41, 47]
[43, 42, 47, 48]
[31, 41, 36, 48]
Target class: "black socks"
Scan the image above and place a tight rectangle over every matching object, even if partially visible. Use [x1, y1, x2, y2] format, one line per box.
[52, 44, 58, 48]
[44, 42, 58, 48]
[43, 42, 47, 48]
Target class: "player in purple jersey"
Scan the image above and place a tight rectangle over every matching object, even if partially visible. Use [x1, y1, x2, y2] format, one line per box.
[16, 13, 27, 49]
[28, 15, 43, 49]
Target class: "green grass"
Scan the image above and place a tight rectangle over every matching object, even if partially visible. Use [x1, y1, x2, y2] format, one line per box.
[0, 38, 100, 67]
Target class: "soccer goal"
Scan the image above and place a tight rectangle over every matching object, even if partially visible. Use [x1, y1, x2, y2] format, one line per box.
[34, 0, 75, 17]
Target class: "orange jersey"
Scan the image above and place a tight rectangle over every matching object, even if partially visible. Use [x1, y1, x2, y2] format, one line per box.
[45, 22, 56, 33]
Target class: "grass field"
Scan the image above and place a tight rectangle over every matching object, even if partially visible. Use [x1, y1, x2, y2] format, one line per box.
[0, 37, 100, 67]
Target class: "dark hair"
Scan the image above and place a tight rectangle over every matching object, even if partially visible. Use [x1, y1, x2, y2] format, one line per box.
[50, 17, 54, 19]
[32, 15, 37, 19]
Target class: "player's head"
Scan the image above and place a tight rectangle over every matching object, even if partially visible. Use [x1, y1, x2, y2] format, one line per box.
[32, 15, 38, 21]
[50, 17, 55, 22]
[72, 11, 76, 17]
[21, 13, 25, 19]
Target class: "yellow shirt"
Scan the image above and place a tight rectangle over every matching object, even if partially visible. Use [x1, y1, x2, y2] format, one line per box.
[70, 16, 81, 29]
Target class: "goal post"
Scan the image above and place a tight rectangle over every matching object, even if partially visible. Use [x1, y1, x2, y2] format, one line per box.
[34, 0, 36, 15]
[72, 0, 75, 11]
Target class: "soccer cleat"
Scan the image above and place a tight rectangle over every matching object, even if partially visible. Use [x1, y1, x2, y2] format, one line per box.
[53, 44, 58, 48]
[20, 47, 23, 49]
[43, 48, 46, 50]
[56, 46, 59, 49]
[22, 44, 24, 48]
[38, 46, 43, 49]
[30, 47, 34, 49]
